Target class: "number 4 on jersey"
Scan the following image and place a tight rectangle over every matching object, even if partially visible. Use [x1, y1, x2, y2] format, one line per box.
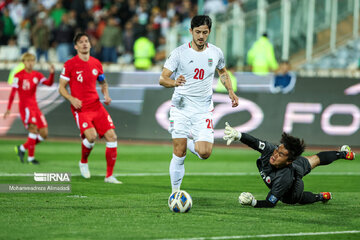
[77, 73, 83, 82]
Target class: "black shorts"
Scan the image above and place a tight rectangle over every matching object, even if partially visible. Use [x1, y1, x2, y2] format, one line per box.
[281, 178, 304, 204]
[281, 157, 312, 204]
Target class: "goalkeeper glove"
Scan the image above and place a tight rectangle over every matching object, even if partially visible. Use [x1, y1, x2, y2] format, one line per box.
[223, 122, 242, 145]
[239, 192, 257, 206]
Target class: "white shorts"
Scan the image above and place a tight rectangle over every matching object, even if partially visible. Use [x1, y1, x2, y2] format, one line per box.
[168, 106, 214, 143]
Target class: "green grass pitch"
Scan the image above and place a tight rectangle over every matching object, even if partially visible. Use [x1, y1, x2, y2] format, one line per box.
[0, 139, 359, 240]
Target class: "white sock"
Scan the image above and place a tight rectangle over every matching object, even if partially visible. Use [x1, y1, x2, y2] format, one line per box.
[169, 154, 186, 192]
[106, 141, 117, 148]
[83, 138, 95, 148]
[20, 145, 25, 152]
[187, 138, 203, 159]
[37, 134, 44, 142]
[28, 156, 34, 162]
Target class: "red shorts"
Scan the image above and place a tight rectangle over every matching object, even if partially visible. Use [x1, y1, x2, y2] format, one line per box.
[19, 106, 48, 129]
[71, 105, 115, 138]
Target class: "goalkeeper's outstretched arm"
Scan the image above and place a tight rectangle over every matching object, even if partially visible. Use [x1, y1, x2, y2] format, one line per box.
[223, 122, 267, 153]
[253, 191, 279, 208]
[240, 133, 267, 153]
[253, 199, 276, 208]
[240, 191, 277, 208]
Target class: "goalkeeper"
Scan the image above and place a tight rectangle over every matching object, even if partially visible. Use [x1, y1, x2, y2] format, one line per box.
[223, 122, 356, 208]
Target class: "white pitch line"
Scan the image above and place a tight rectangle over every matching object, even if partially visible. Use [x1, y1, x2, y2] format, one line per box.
[157, 230, 360, 240]
[0, 172, 359, 177]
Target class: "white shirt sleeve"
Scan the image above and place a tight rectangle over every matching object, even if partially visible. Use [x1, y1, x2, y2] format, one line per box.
[216, 48, 225, 70]
[60, 66, 70, 81]
[164, 48, 180, 72]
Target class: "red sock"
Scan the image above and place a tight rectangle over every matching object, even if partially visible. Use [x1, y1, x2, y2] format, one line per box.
[23, 139, 30, 150]
[81, 143, 92, 163]
[105, 144, 117, 178]
[24, 139, 36, 158]
[23, 133, 37, 157]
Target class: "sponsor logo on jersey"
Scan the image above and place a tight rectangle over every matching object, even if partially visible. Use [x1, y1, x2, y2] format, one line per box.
[260, 171, 271, 184]
[259, 141, 265, 150]
[33, 77, 38, 84]
[188, 60, 194, 64]
[82, 122, 88, 128]
[265, 176, 271, 184]
[92, 69, 98, 76]
[260, 170, 267, 180]
[208, 58, 213, 67]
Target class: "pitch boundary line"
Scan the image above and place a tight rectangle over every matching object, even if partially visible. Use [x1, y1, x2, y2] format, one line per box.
[0, 172, 359, 177]
[157, 230, 360, 240]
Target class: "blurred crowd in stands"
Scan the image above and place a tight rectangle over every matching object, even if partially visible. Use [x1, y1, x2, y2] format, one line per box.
[0, 0, 238, 68]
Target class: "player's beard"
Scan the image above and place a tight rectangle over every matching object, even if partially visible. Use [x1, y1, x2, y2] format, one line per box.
[194, 39, 205, 50]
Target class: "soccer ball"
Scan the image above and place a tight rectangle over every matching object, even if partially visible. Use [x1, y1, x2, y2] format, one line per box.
[168, 190, 192, 213]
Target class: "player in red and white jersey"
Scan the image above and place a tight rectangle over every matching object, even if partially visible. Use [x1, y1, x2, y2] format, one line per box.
[58, 32, 121, 184]
[3, 52, 54, 164]
[159, 15, 239, 192]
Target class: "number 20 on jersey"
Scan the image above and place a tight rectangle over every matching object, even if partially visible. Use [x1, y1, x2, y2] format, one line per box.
[194, 68, 204, 80]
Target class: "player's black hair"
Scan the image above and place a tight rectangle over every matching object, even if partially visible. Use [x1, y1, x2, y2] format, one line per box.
[73, 32, 90, 45]
[191, 15, 212, 30]
[280, 132, 306, 162]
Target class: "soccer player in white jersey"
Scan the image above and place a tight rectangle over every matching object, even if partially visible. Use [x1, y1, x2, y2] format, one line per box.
[159, 15, 239, 193]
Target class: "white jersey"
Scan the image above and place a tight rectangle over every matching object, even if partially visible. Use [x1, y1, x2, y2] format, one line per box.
[164, 42, 225, 112]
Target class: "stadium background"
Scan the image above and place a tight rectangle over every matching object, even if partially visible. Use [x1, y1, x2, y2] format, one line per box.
[0, 1, 360, 239]
[1, 71, 360, 147]
[0, 0, 359, 147]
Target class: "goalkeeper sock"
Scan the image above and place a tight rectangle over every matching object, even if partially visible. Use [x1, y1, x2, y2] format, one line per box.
[317, 151, 343, 165]
[187, 138, 204, 159]
[81, 138, 94, 163]
[169, 154, 185, 192]
[105, 142, 117, 178]
[299, 192, 318, 204]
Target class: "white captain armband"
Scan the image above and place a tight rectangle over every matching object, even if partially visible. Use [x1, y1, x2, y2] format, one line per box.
[98, 74, 105, 82]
